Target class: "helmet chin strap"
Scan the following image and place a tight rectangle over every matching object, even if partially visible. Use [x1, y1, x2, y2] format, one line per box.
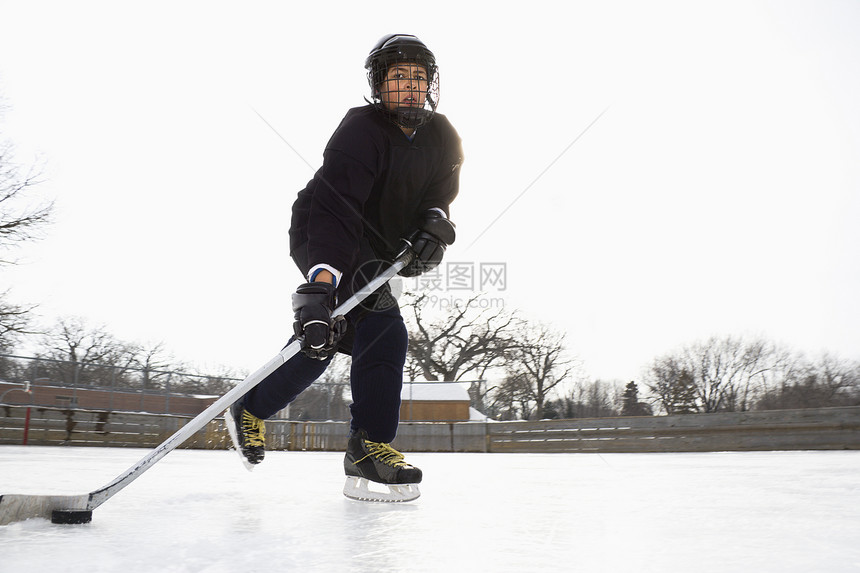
[392, 107, 432, 129]
[364, 97, 435, 130]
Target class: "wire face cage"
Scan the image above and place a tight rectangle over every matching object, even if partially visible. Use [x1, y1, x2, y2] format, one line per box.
[365, 35, 439, 129]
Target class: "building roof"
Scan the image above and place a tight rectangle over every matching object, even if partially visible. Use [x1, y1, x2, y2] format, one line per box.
[400, 382, 470, 402]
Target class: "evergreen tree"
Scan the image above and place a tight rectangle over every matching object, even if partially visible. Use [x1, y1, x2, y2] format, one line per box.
[620, 381, 653, 416]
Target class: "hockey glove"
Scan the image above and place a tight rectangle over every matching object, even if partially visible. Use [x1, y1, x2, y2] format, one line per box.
[292, 282, 347, 360]
[399, 211, 456, 277]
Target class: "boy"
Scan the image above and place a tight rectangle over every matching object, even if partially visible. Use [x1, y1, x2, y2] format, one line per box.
[229, 34, 462, 501]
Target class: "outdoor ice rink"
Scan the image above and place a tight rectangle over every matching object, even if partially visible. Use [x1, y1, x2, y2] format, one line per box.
[1, 446, 858, 572]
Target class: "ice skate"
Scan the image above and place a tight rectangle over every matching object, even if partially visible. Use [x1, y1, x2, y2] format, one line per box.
[225, 401, 265, 470]
[343, 429, 422, 502]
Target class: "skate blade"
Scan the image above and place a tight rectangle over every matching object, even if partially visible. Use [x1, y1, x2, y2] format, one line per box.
[223, 408, 256, 472]
[342, 477, 421, 503]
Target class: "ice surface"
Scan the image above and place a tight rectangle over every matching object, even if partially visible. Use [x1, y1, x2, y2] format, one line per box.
[1, 446, 859, 572]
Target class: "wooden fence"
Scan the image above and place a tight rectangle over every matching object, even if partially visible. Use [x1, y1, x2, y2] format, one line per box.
[486, 406, 860, 453]
[0, 405, 227, 449]
[1, 404, 858, 453]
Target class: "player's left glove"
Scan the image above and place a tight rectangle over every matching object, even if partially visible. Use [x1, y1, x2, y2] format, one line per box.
[292, 282, 347, 360]
[399, 210, 456, 277]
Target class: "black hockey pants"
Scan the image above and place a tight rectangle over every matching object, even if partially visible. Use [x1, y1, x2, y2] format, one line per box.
[241, 303, 408, 444]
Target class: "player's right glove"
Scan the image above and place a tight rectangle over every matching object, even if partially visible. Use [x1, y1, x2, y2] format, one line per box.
[292, 282, 346, 360]
[399, 210, 456, 277]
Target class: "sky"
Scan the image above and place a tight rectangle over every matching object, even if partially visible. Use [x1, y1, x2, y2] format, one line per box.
[0, 0, 858, 385]
[2, 446, 859, 572]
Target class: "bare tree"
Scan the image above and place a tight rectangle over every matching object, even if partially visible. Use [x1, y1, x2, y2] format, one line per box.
[644, 336, 780, 413]
[27, 317, 245, 395]
[133, 342, 178, 390]
[0, 338, 24, 381]
[503, 322, 577, 420]
[174, 367, 242, 396]
[0, 129, 53, 344]
[645, 357, 699, 415]
[403, 291, 520, 382]
[0, 144, 51, 260]
[557, 379, 621, 418]
[485, 375, 527, 420]
[403, 293, 584, 420]
[0, 296, 34, 341]
[811, 354, 860, 405]
[757, 353, 860, 410]
[37, 317, 137, 387]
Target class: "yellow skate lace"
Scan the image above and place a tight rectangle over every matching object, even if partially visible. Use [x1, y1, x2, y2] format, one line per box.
[240, 410, 265, 447]
[357, 440, 412, 468]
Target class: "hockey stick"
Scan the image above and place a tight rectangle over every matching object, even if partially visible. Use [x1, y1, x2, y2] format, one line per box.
[0, 253, 411, 525]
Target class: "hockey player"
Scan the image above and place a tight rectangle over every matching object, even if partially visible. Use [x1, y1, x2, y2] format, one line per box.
[228, 34, 462, 502]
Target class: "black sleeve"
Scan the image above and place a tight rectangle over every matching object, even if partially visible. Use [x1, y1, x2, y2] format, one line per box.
[305, 111, 385, 273]
[418, 119, 463, 218]
[306, 148, 377, 274]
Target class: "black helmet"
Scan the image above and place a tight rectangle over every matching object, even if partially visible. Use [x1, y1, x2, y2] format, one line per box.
[365, 34, 439, 129]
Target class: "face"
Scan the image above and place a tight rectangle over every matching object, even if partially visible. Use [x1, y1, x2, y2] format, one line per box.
[379, 63, 429, 111]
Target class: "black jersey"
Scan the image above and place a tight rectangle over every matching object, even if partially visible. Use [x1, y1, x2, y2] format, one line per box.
[289, 105, 462, 278]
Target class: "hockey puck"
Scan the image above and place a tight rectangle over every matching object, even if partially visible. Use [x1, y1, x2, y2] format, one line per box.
[51, 509, 92, 525]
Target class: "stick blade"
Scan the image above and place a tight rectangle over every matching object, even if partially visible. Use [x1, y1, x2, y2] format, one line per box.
[0, 494, 90, 526]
